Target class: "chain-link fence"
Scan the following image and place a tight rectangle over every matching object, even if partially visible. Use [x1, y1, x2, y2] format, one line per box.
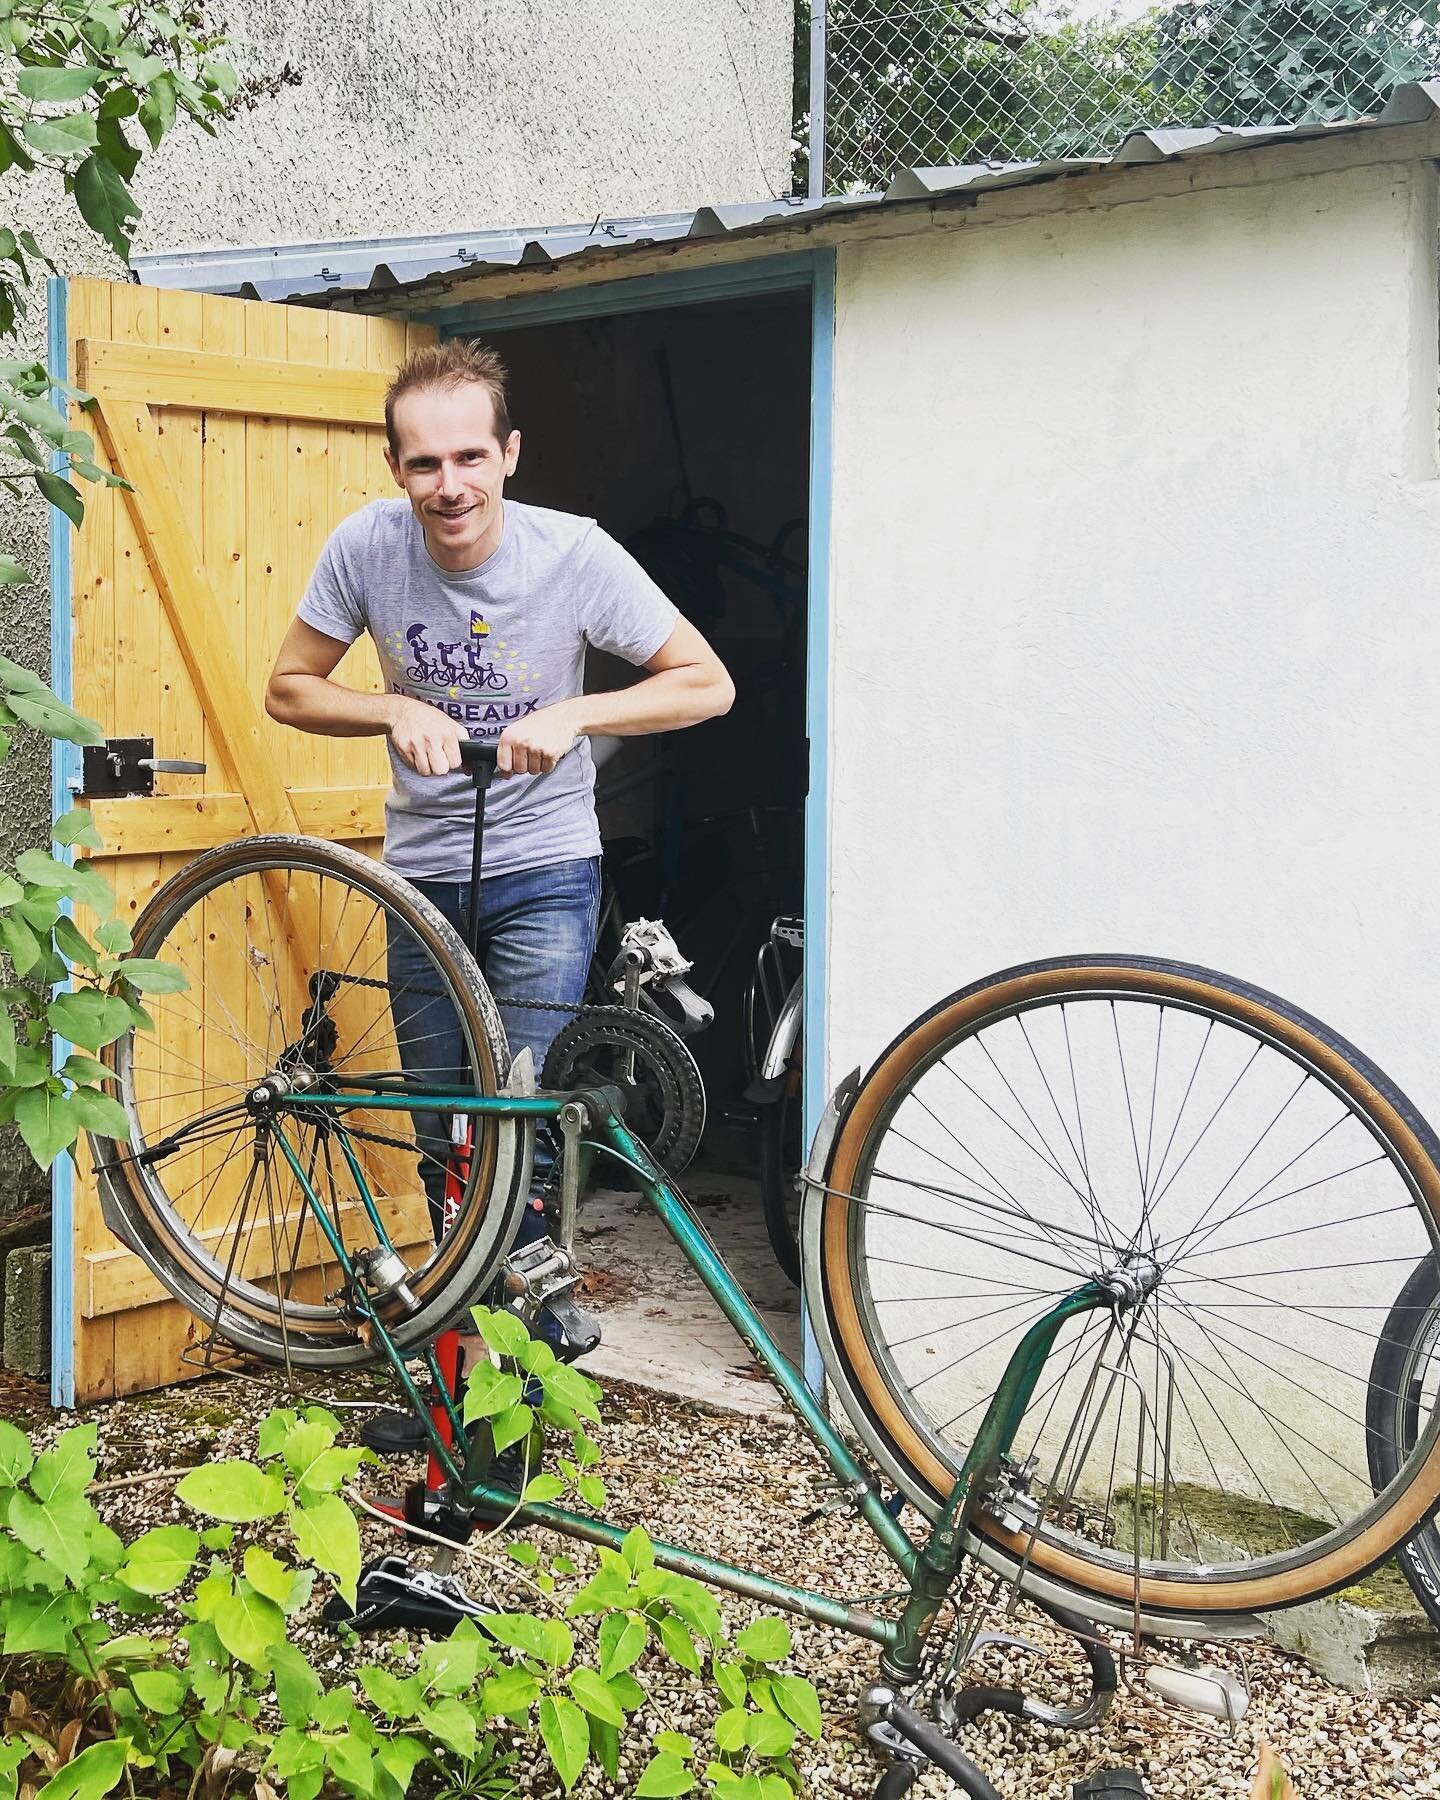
[796, 0, 1440, 193]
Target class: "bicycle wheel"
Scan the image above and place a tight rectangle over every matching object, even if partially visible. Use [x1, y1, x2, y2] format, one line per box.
[808, 954, 1440, 1621]
[96, 836, 531, 1367]
[1366, 1256, 1440, 1625]
[759, 1049, 803, 1286]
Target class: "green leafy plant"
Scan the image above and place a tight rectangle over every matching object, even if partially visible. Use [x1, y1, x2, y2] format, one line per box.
[0, 0, 234, 541]
[0, 656, 187, 1172]
[0, 1312, 826, 1799]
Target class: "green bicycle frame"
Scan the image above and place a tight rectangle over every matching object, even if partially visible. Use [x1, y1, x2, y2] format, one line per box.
[273, 1084, 1110, 1680]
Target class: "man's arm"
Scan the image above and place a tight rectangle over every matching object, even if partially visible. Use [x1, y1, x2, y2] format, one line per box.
[495, 617, 735, 775]
[266, 617, 466, 777]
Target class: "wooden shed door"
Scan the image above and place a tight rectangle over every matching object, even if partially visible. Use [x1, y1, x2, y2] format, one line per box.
[61, 277, 436, 1402]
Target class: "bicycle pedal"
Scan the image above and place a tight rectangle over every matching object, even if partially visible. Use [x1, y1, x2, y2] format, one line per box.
[323, 1553, 492, 1635]
[542, 1292, 602, 1362]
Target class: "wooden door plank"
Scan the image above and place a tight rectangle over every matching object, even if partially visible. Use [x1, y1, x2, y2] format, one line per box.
[73, 339, 388, 423]
[88, 395, 301, 837]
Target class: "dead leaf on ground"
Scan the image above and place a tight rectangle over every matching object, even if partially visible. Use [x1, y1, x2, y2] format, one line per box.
[1250, 1743, 1298, 1799]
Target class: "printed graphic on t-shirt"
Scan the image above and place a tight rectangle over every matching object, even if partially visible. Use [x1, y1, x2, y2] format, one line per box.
[378, 609, 540, 735]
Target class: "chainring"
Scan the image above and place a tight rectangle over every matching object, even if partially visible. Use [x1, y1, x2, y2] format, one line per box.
[542, 1005, 706, 1176]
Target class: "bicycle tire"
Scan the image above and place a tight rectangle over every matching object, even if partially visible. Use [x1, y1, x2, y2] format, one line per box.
[759, 1061, 803, 1287]
[95, 836, 531, 1367]
[809, 953, 1440, 1621]
[1366, 1255, 1440, 1627]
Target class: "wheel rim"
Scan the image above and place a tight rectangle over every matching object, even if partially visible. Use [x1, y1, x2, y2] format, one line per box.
[822, 961, 1440, 1609]
[109, 845, 507, 1347]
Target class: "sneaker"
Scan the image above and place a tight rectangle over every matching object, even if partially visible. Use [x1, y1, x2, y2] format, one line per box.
[359, 1408, 428, 1456]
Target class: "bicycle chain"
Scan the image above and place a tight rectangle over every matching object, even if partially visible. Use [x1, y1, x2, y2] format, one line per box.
[322, 967, 581, 1012]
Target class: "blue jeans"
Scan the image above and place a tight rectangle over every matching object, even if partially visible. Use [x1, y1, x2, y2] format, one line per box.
[385, 856, 600, 1239]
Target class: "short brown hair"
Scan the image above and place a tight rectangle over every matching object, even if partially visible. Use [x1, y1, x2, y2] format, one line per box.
[384, 339, 513, 454]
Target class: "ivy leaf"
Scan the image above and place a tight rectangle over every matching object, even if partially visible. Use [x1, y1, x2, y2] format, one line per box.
[68, 1084, 128, 1137]
[94, 919, 132, 953]
[416, 1697, 477, 1761]
[3, 1586, 84, 1656]
[736, 1617, 792, 1663]
[7, 1488, 93, 1581]
[32, 1737, 127, 1800]
[771, 1673, 823, 1740]
[53, 915, 99, 970]
[213, 1581, 286, 1666]
[459, 1358, 522, 1423]
[112, 957, 186, 993]
[577, 1473, 607, 1509]
[268, 1641, 324, 1726]
[289, 1493, 360, 1608]
[6, 683, 103, 744]
[243, 1543, 296, 1607]
[520, 1472, 564, 1504]
[119, 1524, 198, 1594]
[744, 1712, 795, 1756]
[60, 1053, 112, 1085]
[48, 988, 133, 1051]
[656, 1612, 701, 1672]
[32, 1424, 98, 1500]
[0, 915, 42, 974]
[467, 1303, 531, 1358]
[713, 1708, 749, 1755]
[599, 1612, 646, 1679]
[538, 1695, 590, 1793]
[175, 1460, 286, 1522]
[490, 1402, 532, 1454]
[568, 1666, 624, 1727]
[17, 67, 101, 101]
[0, 556, 28, 585]
[128, 1666, 187, 1710]
[53, 808, 104, 851]
[480, 1665, 540, 1717]
[14, 1086, 79, 1169]
[22, 113, 99, 159]
[635, 1754, 695, 1798]
[0, 1419, 33, 1485]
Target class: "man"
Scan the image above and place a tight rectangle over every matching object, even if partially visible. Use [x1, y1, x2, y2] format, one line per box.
[266, 338, 734, 1446]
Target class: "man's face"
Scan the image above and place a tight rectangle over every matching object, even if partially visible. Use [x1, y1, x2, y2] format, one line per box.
[385, 382, 520, 570]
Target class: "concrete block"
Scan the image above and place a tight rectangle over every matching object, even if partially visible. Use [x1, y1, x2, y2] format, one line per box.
[1115, 1485, 1440, 1697]
[3, 1244, 49, 1380]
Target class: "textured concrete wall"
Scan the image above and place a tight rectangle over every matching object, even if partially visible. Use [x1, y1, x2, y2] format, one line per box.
[828, 158, 1440, 1117]
[131, 0, 793, 252]
[0, 0, 790, 1210]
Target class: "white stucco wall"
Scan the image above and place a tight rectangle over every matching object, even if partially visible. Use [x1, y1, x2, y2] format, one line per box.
[825, 158, 1440, 1507]
[828, 158, 1440, 1113]
[131, 0, 793, 252]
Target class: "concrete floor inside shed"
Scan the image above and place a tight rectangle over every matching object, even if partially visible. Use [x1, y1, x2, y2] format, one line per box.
[574, 1167, 801, 1418]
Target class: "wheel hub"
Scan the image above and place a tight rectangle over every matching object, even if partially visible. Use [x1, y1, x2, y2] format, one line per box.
[1093, 1256, 1161, 1312]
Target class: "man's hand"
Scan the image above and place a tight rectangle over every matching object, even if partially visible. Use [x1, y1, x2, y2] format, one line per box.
[387, 696, 466, 776]
[497, 702, 579, 776]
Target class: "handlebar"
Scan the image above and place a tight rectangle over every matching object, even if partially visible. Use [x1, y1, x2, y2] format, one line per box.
[458, 740, 500, 776]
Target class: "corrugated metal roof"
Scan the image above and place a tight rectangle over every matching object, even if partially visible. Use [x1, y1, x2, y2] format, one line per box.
[132, 81, 1440, 308]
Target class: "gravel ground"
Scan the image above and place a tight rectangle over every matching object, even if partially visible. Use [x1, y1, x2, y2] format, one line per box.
[10, 1364, 1440, 1799]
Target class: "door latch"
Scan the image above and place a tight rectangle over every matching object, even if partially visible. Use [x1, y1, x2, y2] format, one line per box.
[79, 736, 207, 798]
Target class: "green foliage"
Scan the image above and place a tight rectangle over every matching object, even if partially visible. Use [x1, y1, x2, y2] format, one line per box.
[0, 1336, 825, 1798]
[1151, 0, 1440, 124]
[0, 0, 229, 1170]
[0, 0, 234, 542]
[798, 0, 1440, 194]
[0, 651, 186, 1171]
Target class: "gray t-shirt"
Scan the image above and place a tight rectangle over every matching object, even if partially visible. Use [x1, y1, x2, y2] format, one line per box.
[298, 498, 679, 880]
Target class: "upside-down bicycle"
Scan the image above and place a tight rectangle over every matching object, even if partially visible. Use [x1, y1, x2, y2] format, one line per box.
[92, 741, 1440, 1795]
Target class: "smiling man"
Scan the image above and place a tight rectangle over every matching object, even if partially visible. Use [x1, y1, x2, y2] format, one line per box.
[265, 339, 733, 1445]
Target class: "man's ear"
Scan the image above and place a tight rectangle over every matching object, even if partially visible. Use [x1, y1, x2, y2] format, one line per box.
[384, 446, 403, 489]
[504, 430, 521, 477]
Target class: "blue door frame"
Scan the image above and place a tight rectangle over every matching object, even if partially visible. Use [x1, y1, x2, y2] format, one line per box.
[47, 274, 80, 1409]
[439, 250, 834, 1392]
